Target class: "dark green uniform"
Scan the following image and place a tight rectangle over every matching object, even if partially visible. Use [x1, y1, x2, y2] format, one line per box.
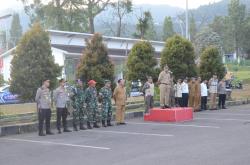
[71, 86, 86, 130]
[85, 86, 99, 124]
[99, 86, 112, 121]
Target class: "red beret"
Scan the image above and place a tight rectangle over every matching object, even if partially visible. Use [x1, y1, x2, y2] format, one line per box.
[88, 80, 97, 85]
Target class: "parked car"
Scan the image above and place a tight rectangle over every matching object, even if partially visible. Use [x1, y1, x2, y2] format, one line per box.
[130, 87, 143, 97]
[0, 85, 20, 104]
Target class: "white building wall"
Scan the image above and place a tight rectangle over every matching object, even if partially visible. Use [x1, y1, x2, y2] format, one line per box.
[2, 54, 13, 81]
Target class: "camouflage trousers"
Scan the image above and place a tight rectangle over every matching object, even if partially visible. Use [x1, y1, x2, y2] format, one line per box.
[86, 106, 100, 123]
[101, 102, 112, 121]
[73, 108, 85, 125]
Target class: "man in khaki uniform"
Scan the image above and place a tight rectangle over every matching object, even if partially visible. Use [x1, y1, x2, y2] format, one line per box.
[158, 65, 171, 108]
[113, 79, 127, 125]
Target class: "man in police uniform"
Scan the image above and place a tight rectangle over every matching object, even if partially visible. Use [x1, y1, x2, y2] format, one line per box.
[35, 79, 54, 136]
[99, 80, 113, 127]
[158, 65, 172, 108]
[54, 78, 71, 134]
[71, 79, 86, 131]
[85, 80, 100, 129]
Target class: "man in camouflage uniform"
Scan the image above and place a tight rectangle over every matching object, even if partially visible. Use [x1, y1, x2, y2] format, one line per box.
[71, 79, 86, 131]
[99, 80, 113, 127]
[85, 80, 100, 129]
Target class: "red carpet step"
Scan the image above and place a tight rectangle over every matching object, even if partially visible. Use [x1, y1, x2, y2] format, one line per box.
[144, 107, 193, 122]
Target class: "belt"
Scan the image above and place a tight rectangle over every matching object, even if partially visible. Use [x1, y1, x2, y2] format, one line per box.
[160, 83, 170, 85]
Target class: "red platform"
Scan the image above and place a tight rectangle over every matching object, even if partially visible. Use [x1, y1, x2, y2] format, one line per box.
[144, 107, 193, 122]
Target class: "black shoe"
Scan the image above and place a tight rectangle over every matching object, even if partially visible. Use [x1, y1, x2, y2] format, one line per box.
[39, 132, 46, 136]
[161, 106, 165, 109]
[80, 123, 87, 130]
[222, 106, 227, 109]
[102, 120, 107, 127]
[120, 122, 126, 125]
[93, 122, 100, 128]
[164, 105, 170, 109]
[63, 129, 72, 132]
[73, 124, 78, 131]
[107, 120, 113, 127]
[46, 131, 54, 135]
[58, 129, 62, 134]
[87, 122, 93, 129]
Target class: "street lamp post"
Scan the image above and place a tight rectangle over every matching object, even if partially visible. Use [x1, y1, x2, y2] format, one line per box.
[185, 0, 189, 40]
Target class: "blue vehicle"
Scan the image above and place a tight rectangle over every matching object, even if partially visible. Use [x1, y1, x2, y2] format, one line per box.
[0, 85, 20, 104]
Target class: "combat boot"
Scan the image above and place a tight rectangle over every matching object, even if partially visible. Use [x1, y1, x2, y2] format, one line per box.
[39, 131, 46, 136]
[93, 122, 100, 128]
[63, 128, 72, 132]
[107, 120, 113, 127]
[102, 120, 107, 127]
[87, 122, 92, 129]
[73, 124, 78, 131]
[80, 122, 87, 130]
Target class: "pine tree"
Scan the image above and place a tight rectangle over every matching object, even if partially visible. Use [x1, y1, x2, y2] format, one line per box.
[126, 41, 158, 83]
[162, 16, 175, 41]
[9, 13, 22, 48]
[10, 23, 61, 101]
[161, 35, 197, 80]
[77, 33, 115, 90]
[199, 46, 225, 80]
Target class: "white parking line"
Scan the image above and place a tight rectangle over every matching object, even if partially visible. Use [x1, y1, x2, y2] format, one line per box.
[127, 122, 220, 129]
[86, 130, 174, 137]
[195, 117, 250, 122]
[2, 138, 111, 150]
[198, 112, 250, 116]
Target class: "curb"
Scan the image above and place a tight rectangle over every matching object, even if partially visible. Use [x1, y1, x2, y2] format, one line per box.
[0, 110, 144, 137]
[0, 99, 249, 136]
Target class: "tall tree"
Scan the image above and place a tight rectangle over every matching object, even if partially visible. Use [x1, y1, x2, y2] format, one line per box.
[194, 27, 223, 58]
[10, 23, 61, 101]
[73, 0, 111, 33]
[241, 16, 250, 59]
[77, 33, 114, 90]
[161, 35, 197, 80]
[189, 14, 197, 42]
[110, 0, 132, 37]
[133, 11, 152, 39]
[228, 0, 246, 59]
[162, 16, 175, 41]
[9, 13, 23, 48]
[126, 41, 157, 83]
[144, 12, 157, 40]
[199, 46, 225, 80]
[22, 0, 89, 32]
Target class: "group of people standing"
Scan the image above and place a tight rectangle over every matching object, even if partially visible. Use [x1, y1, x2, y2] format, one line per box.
[143, 65, 228, 113]
[35, 78, 126, 136]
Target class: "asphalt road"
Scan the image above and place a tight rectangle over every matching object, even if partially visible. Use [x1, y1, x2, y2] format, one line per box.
[1, 104, 250, 165]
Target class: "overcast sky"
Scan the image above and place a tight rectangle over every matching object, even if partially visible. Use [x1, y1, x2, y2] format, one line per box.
[0, 0, 222, 12]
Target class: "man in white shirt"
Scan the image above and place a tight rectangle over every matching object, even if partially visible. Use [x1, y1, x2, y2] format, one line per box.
[175, 79, 182, 107]
[200, 80, 208, 111]
[181, 78, 189, 107]
[142, 76, 154, 113]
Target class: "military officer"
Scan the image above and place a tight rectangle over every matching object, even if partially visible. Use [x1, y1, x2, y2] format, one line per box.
[35, 79, 54, 136]
[54, 78, 71, 134]
[158, 65, 172, 108]
[99, 80, 113, 127]
[85, 80, 100, 129]
[71, 79, 86, 131]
